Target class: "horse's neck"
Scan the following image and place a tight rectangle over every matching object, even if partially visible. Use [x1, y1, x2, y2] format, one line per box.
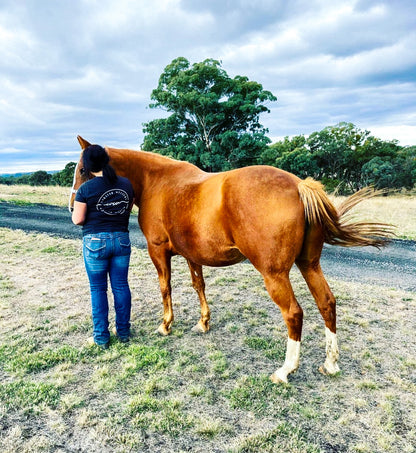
[108, 147, 180, 177]
[106, 147, 195, 201]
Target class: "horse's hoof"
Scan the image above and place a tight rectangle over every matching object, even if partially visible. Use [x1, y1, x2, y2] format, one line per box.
[191, 322, 209, 334]
[269, 371, 288, 384]
[156, 324, 171, 336]
[319, 363, 340, 376]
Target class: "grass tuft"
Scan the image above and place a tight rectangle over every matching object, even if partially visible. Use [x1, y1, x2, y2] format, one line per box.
[230, 422, 322, 453]
[0, 380, 60, 413]
[225, 375, 293, 416]
[2, 344, 99, 374]
[244, 336, 285, 360]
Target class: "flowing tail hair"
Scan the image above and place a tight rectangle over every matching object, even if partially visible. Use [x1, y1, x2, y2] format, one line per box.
[298, 178, 395, 248]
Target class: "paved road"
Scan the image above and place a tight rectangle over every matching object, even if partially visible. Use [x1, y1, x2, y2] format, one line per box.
[1, 201, 415, 292]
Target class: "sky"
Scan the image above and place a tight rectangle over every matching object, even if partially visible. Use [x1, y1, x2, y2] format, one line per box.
[1, 0, 415, 174]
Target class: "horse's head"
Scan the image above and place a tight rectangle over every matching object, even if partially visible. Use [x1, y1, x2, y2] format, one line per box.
[68, 135, 93, 212]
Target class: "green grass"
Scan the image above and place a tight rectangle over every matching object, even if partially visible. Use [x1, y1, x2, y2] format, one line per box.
[122, 343, 169, 373]
[0, 274, 14, 291]
[0, 380, 60, 413]
[41, 245, 61, 253]
[5, 199, 34, 206]
[230, 423, 322, 453]
[208, 349, 228, 374]
[0, 342, 99, 374]
[126, 393, 171, 414]
[244, 336, 285, 360]
[225, 375, 293, 416]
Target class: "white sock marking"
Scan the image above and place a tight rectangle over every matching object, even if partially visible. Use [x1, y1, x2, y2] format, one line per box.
[324, 326, 340, 374]
[271, 337, 301, 383]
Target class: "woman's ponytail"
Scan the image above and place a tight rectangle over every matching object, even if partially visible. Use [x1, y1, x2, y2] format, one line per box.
[103, 163, 117, 185]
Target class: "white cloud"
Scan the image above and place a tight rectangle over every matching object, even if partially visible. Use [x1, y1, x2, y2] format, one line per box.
[366, 125, 416, 146]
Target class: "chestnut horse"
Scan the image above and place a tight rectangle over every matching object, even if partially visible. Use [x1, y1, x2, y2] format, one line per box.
[69, 136, 393, 383]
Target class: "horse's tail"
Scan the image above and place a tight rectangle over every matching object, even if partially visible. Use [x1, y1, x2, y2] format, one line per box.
[297, 177, 395, 248]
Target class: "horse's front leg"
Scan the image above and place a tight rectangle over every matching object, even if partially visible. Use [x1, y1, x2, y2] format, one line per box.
[186, 260, 210, 333]
[148, 245, 174, 336]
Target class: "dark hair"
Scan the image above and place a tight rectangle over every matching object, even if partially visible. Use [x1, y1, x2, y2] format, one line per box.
[83, 145, 117, 185]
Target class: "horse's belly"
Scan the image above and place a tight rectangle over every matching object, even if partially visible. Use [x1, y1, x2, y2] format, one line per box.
[196, 247, 246, 267]
[171, 235, 245, 267]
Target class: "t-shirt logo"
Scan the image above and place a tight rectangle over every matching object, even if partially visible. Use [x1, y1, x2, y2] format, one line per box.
[96, 189, 129, 215]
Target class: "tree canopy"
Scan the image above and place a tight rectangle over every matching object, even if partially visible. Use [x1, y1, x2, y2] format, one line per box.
[266, 122, 415, 192]
[142, 57, 276, 171]
[53, 162, 77, 186]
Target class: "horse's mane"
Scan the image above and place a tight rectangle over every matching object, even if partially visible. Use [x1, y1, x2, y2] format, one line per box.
[106, 147, 200, 171]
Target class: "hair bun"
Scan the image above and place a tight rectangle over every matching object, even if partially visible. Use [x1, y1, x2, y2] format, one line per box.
[83, 145, 109, 172]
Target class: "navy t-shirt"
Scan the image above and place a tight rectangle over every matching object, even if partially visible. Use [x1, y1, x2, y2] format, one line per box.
[75, 176, 134, 236]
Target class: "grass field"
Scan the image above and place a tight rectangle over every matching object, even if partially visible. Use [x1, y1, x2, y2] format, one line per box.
[0, 185, 415, 452]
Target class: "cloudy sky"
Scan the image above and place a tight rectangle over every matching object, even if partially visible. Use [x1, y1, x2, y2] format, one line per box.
[1, 0, 415, 174]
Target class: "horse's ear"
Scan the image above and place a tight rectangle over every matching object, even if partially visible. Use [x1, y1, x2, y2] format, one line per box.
[77, 135, 91, 150]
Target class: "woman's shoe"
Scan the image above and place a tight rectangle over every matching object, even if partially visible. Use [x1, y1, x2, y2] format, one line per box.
[86, 337, 110, 349]
[112, 327, 129, 343]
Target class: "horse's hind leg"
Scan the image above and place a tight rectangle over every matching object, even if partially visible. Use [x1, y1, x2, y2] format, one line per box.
[296, 258, 340, 375]
[262, 272, 303, 384]
[186, 260, 210, 333]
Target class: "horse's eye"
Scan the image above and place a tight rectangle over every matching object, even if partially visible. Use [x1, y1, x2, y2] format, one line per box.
[80, 168, 85, 175]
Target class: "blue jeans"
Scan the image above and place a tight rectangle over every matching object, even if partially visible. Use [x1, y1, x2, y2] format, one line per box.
[83, 232, 132, 345]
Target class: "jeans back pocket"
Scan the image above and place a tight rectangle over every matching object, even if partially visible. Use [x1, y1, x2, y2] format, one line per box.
[117, 236, 131, 256]
[84, 237, 107, 259]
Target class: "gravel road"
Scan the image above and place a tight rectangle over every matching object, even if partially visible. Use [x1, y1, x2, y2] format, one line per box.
[1, 201, 415, 292]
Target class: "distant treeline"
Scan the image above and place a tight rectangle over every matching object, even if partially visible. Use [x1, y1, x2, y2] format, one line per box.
[1, 123, 415, 193]
[0, 163, 76, 187]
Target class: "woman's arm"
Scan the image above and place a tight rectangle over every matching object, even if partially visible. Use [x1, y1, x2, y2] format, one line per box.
[72, 201, 87, 225]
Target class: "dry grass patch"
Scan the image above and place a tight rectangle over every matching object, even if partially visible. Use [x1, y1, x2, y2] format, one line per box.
[333, 193, 416, 240]
[0, 185, 69, 207]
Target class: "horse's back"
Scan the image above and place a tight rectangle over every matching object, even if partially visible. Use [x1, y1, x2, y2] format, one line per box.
[222, 165, 300, 197]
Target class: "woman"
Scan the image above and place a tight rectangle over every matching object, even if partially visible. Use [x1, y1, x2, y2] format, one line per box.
[72, 144, 135, 349]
